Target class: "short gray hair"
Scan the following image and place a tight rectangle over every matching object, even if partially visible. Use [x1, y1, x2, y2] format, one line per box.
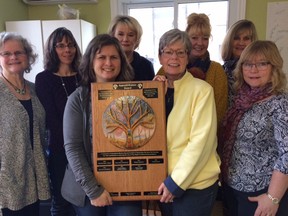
[158, 29, 192, 55]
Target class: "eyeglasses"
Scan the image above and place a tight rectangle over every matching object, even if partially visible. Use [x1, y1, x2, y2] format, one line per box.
[161, 49, 187, 58]
[242, 62, 271, 71]
[55, 43, 76, 49]
[0, 51, 26, 58]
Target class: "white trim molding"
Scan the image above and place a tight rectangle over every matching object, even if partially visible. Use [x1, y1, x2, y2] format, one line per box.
[228, 0, 246, 27]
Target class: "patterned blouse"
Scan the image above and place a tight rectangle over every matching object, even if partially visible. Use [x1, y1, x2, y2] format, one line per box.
[227, 93, 288, 192]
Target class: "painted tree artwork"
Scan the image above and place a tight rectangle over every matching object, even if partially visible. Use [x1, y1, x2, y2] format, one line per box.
[103, 96, 156, 149]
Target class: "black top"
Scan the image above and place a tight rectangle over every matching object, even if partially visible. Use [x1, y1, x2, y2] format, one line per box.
[19, 99, 33, 149]
[131, 51, 155, 81]
[35, 70, 79, 154]
[165, 88, 174, 121]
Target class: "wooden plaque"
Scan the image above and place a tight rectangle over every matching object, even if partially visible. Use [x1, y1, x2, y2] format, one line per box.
[91, 81, 167, 201]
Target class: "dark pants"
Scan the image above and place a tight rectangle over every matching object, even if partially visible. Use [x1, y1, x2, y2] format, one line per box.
[2, 201, 39, 216]
[48, 150, 76, 216]
[159, 181, 218, 216]
[222, 183, 288, 216]
[73, 197, 142, 216]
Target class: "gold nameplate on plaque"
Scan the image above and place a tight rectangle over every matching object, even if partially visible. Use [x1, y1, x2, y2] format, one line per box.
[91, 81, 167, 201]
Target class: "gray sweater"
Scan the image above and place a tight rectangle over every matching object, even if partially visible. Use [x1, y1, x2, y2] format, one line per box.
[62, 86, 104, 206]
[0, 79, 50, 212]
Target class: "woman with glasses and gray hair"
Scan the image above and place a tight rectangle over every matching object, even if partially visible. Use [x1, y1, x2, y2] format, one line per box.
[158, 13, 228, 126]
[0, 31, 50, 215]
[218, 40, 288, 216]
[154, 28, 220, 216]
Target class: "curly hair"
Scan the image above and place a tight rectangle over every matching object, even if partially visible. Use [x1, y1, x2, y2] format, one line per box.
[0, 31, 37, 73]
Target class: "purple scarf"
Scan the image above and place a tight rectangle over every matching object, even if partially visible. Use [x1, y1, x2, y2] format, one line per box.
[218, 83, 273, 182]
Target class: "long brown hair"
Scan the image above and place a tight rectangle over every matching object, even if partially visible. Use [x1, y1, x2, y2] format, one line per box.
[79, 34, 134, 87]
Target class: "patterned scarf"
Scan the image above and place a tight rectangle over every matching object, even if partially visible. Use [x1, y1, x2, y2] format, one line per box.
[187, 51, 211, 80]
[223, 59, 238, 73]
[218, 83, 273, 182]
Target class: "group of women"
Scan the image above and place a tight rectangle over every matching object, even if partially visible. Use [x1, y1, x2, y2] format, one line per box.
[0, 12, 287, 216]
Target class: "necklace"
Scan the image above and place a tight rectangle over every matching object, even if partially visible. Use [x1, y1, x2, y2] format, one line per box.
[166, 88, 174, 104]
[60, 75, 78, 98]
[1, 72, 26, 95]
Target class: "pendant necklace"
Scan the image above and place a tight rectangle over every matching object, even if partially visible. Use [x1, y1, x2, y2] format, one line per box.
[60, 75, 78, 98]
[1, 72, 26, 95]
[166, 88, 174, 104]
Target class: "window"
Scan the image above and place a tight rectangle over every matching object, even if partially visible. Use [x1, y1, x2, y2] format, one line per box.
[110, 0, 246, 72]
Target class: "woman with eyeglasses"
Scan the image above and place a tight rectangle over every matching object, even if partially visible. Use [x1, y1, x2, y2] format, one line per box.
[0, 31, 50, 215]
[218, 40, 288, 216]
[154, 29, 220, 216]
[158, 13, 228, 126]
[35, 27, 82, 216]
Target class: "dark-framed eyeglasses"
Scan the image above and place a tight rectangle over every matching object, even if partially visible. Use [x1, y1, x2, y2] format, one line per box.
[55, 43, 76, 49]
[242, 62, 271, 71]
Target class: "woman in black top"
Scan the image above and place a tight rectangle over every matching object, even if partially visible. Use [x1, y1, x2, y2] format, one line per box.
[108, 15, 155, 81]
[35, 27, 82, 216]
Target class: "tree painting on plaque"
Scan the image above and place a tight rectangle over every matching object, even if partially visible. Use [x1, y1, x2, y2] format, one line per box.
[102, 95, 156, 149]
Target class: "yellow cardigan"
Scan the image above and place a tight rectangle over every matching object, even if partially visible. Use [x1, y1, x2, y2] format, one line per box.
[164, 72, 220, 192]
[157, 61, 228, 125]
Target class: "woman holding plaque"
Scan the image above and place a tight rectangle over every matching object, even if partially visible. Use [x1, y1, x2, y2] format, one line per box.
[153, 28, 220, 216]
[61, 34, 142, 216]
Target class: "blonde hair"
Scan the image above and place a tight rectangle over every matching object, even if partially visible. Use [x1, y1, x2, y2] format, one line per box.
[185, 13, 211, 37]
[221, 19, 258, 61]
[234, 40, 287, 93]
[108, 15, 143, 50]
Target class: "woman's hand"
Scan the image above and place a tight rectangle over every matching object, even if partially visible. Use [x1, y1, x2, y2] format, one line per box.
[248, 193, 279, 216]
[90, 189, 113, 207]
[153, 75, 167, 82]
[158, 182, 175, 203]
[153, 75, 168, 93]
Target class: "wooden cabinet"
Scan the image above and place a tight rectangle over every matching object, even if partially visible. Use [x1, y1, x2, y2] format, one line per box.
[5, 19, 96, 82]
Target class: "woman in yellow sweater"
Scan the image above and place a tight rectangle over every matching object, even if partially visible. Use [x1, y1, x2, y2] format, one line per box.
[157, 13, 228, 125]
[154, 28, 220, 216]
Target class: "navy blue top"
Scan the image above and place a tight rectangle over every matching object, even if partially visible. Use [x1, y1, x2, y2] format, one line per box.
[131, 51, 155, 81]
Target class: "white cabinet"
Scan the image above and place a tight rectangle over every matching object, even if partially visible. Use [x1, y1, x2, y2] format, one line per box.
[5, 19, 96, 82]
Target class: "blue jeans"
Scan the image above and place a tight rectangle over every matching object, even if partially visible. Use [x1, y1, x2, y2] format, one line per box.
[48, 150, 76, 216]
[73, 197, 142, 216]
[222, 183, 288, 216]
[159, 181, 218, 216]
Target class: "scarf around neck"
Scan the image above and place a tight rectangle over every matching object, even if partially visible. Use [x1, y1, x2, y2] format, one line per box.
[218, 83, 273, 182]
[223, 58, 238, 72]
[187, 51, 211, 80]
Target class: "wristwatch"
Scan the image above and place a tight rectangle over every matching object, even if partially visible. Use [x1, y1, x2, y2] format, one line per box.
[266, 193, 280, 204]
